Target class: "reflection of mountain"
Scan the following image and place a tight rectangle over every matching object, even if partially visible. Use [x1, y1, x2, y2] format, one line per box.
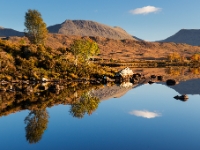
[165, 79, 200, 95]
[92, 84, 133, 101]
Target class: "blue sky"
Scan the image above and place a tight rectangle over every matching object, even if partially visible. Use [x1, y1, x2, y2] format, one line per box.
[0, 0, 200, 41]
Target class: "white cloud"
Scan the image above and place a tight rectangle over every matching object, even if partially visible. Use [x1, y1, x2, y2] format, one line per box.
[129, 6, 162, 15]
[129, 110, 161, 119]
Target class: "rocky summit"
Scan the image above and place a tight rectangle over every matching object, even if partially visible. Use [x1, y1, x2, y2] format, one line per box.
[48, 20, 135, 40]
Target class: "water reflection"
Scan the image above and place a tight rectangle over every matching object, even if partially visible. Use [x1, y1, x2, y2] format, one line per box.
[1, 67, 200, 146]
[119, 82, 133, 88]
[24, 109, 49, 144]
[0, 83, 102, 143]
[0, 83, 102, 118]
[129, 110, 161, 119]
[0, 67, 200, 120]
[69, 92, 100, 118]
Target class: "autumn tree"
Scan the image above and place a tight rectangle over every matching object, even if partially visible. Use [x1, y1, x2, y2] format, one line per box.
[24, 9, 48, 45]
[69, 91, 100, 118]
[167, 52, 181, 62]
[68, 39, 99, 66]
[191, 53, 200, 62]
[24, 109, 49, 144]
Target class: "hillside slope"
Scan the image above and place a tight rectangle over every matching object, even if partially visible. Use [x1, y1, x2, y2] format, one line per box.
[46, 34, 200, 61]
[161, 29, 200, 46]
[8, 33, 200, 61]
[48, 20, 134, 40]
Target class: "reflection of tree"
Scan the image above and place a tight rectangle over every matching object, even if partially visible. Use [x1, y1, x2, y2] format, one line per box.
[69, 92, 100, 118]
[24, 109, 49, 144]
[165, 67, 183, 76]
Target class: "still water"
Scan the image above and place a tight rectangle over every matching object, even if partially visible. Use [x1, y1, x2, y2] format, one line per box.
[1, 75, 200, 149]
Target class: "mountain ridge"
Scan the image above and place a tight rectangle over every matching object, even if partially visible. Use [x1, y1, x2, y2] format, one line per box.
[0, 27, 24, 37]
[48, 20, 135, 40]
[160, 29, 200, 46]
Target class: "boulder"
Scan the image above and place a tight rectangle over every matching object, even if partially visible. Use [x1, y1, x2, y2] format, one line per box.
[116, 67, 133, 77]
[166, 79, 176, 86]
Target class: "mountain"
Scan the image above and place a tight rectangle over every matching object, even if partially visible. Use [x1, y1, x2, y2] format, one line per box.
[0, 27, 24, 37]
[92, 84, 133, 101]
[160, 29, 200, 46]
[48, 20, 135, 40]
[164, 79, 200, 95]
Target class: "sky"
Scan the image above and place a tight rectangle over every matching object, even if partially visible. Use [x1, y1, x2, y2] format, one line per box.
[1, 0, 200, 41]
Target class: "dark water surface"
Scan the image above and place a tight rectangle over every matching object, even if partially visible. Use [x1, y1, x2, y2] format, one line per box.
[1, 81, 200, 150]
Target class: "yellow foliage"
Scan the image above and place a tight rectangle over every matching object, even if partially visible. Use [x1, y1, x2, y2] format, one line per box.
[5, 75, 12, 81]
[191, 54, 200, 62]
[167, 52, 181, 62]
[69, 73, 78, 79]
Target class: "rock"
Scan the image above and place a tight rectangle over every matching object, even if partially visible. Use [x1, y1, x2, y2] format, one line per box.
[151, 75, 156, 79]
[48, 84, 60, 91]
[42, 77, 48, 82]
[174, 94, 189, 101]
[157, 76, 163, 81]
[120, 82, 133, 88]
[166, 79, 176, 86]
[116, 67, 134, 77]
[1, 80, 8, 85]
[148, 81, 154, 84]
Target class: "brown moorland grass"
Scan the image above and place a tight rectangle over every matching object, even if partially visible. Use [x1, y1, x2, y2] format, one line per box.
[7, 33, 200, 62]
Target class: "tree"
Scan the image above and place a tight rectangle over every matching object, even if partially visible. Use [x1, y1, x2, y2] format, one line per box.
[191, 53, 200, 62]
[24, 9, 48, 45]
[68, 39, 99, 66]
[167, 52, 181, 62]
[69, 91, 100, 118]
[24, 109, 49, 144]
[81, 39, 99, 63]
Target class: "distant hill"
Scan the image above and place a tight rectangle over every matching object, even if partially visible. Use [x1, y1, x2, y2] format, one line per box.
[167, 79, 200, 95]
[48, 20, 135, 40]
[160, 29, 200, 46]
[133, 36, 144, 41]
[0, 27, 24, 37]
